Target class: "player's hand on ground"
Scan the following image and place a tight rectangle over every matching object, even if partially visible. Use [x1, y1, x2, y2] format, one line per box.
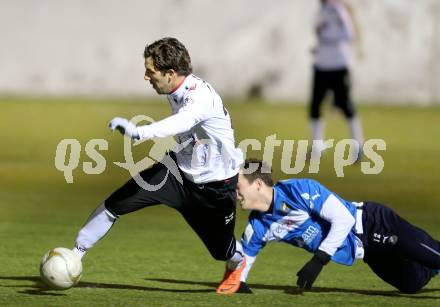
[296, 250, 330, 290]
[108, 117, 140, 140]
[236, 281, 253, 294]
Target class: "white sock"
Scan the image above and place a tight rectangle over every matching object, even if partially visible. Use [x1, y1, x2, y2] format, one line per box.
[348, 116, 364, 147]
[73, 203, 117, 259]
[310, 118, 326, 159]
[310, 118, 325, 142]
[227, 240, 244, 270]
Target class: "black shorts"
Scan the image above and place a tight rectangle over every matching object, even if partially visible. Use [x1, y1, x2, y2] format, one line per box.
[359, 201, 440, 293]
[310, 67, 356, 119]
[104, 152, 238, 261]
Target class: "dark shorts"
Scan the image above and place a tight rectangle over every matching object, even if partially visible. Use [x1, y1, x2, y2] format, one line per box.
[310, 67, 356, 119]
[104, 152, 238, 261]
[359, 201, 440, 293]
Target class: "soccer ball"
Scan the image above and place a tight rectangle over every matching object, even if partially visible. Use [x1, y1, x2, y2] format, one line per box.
[40, 247, 82, 290]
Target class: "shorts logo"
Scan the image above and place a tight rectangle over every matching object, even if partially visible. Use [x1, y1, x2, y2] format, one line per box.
[372, 233, 398, 245]
[225, 212, 234, 225]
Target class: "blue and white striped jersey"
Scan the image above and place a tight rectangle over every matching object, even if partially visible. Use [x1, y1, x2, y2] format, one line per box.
[241, 179, 361, 267]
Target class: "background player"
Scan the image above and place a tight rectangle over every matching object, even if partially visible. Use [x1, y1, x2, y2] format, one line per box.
[309, 0, 364, 159]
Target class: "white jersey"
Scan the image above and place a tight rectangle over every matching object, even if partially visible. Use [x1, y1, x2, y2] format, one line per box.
[137, 74, 243, 184]
[313, 0, 355, 70]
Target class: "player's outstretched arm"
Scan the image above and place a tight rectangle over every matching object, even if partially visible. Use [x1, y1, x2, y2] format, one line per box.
[108, 117, 140, 140]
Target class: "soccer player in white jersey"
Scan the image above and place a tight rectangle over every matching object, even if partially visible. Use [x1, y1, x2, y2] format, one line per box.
[309, 0, 364, 159]
[232, 159, 440, 294]
[72, 37, 246, 294]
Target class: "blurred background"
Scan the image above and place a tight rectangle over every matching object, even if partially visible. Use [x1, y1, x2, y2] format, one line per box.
[1, 0, 439, 104]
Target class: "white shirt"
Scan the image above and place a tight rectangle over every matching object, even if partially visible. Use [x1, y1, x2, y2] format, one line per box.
[137, 74, 243, 184]
[314, 1, 355, 70]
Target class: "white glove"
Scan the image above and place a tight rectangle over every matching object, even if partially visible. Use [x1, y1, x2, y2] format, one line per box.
[108, 117, 140, 140]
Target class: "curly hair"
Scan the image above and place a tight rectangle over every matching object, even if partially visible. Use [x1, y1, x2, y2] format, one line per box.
[143, 37, 192, 76]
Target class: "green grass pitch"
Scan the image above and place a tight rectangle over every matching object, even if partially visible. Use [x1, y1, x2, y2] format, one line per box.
[0, 97, 439, 306]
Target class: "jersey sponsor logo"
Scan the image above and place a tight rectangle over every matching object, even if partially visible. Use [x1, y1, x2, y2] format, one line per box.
[302, 225, 319, 245]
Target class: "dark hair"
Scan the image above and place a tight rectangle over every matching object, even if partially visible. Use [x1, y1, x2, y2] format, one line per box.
[241, 158, 274, 186]
[143, 37, 192, 76]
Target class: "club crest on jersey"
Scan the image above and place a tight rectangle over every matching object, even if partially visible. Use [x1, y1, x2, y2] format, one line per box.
[225, 212, 234, 225]
[185, 83, 197, 92]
